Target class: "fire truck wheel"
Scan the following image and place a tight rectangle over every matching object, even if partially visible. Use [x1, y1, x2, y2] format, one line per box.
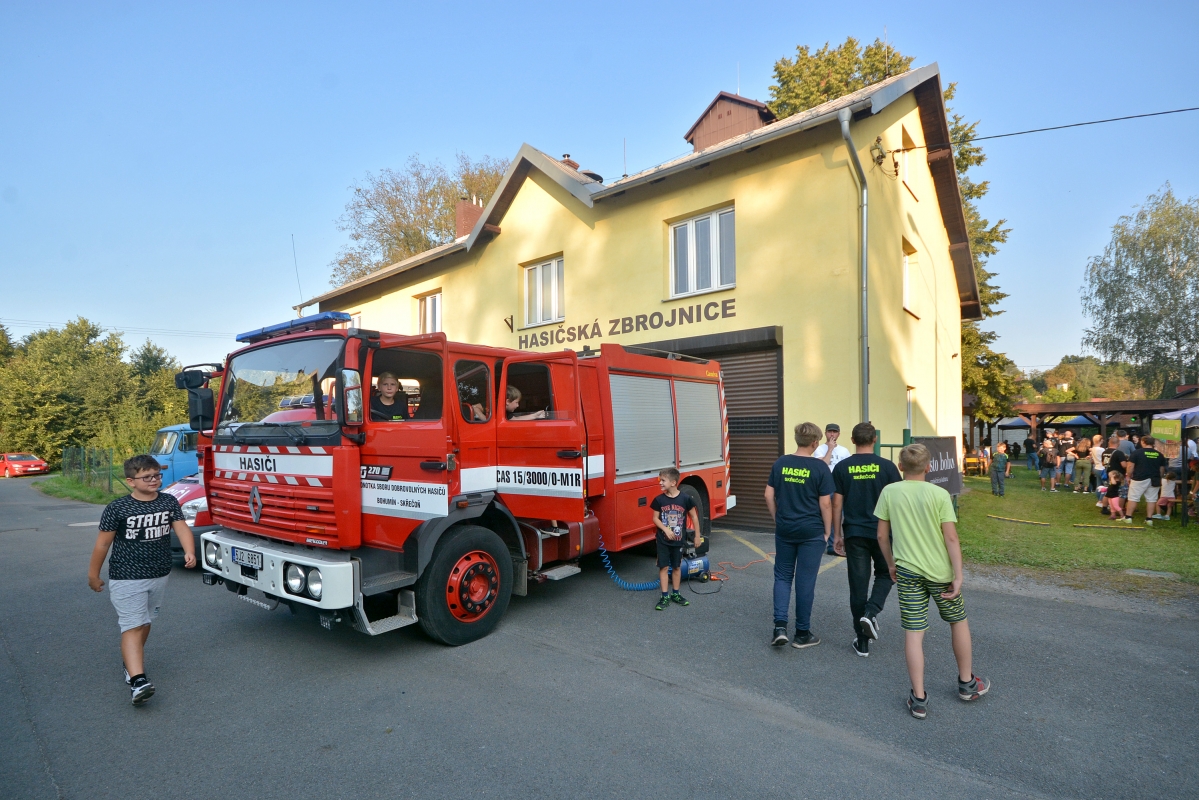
[679, 483, 710, 555]
[416, 524, 513, 646]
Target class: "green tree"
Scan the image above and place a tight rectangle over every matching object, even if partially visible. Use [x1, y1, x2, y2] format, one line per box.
[0, 319, 129, 462]
[330, 152, 510, 286]
[1081, 185, 1199, 398]
[767, 38, 1016, 419]
[0, 321, 190, 465]
[768, 37, 914, 119]
[130, 339, 177, 378]
[0, 323, 14, 365]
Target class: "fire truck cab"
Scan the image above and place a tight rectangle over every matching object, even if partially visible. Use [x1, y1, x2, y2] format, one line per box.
[180, 312, 733, 645]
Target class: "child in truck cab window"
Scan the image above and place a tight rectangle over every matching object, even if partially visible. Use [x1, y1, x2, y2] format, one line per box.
[651, 468, 701, 611]
[371, 372, 409, 422]
[504, 385, 546, 420]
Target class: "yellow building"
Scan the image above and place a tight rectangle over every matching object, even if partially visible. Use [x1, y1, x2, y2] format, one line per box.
[300, 64, 981, 528]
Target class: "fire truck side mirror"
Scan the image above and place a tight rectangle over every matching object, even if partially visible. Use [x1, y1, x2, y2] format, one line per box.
[341, 369, 364, 426]
[188, 388, 214, 432]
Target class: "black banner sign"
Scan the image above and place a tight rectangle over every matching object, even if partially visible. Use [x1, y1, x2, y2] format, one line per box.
[912, 436, 962, 496]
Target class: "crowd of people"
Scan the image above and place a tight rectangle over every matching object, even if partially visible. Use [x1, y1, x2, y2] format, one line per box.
[1011, 428, 1199, 524]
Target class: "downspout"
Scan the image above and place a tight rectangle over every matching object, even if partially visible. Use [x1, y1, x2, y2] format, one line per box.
[837, 107, 870, 424]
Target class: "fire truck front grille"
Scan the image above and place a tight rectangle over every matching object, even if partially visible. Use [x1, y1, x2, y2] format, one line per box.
[209, 477, 338, 539]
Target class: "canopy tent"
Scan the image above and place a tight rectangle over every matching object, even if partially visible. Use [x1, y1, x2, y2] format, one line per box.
[1042, 415, 1097, 428]
[997, 417, 1030, 429]
[1153, 405, 1199, 428]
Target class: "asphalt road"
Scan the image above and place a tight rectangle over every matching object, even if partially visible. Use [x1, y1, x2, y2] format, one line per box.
[2, 477, 1196, 800]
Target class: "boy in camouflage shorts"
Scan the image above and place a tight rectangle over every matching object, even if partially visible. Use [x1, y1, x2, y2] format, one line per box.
[875, 444, 990, 719]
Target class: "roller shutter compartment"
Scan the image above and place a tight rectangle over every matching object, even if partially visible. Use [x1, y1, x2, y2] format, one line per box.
[674, 380, 724, 470]
[609, 374, 677, 483]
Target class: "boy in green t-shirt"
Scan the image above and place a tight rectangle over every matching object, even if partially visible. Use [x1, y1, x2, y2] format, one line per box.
[875, 444, 990, 719]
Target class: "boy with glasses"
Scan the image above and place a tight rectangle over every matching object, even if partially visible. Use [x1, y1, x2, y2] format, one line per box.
[88, 455, 195, 705]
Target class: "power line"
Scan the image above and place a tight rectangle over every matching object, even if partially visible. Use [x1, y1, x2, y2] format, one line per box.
[0, 318, 237, 340]
[903, 106, 1199, 152]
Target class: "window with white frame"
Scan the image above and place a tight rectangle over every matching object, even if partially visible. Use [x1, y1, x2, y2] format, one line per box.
[525, 258, 564, 327]
[419, 292, 442, 333]
[671, 208, 735, 297]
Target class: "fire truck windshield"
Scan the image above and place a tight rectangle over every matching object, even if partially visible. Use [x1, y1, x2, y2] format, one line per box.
[217, 337, 344, 436]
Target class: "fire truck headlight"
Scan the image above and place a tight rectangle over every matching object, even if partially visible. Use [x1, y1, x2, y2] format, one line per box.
[285, 564, 306, 595]
[204, 541, 219, 567]
[306, 568, 323, 599]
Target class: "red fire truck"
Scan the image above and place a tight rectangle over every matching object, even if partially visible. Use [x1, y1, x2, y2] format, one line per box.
[177, 312, 735, 645]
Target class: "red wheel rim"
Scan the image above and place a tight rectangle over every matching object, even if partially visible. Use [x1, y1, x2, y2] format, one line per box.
[446, 550, 500, 622]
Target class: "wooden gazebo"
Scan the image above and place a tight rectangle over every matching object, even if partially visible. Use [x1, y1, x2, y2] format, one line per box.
[1013, 398, 1197, 441]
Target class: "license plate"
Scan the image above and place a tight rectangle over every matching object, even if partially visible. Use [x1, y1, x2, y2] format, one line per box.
[231, 547, 263, 570]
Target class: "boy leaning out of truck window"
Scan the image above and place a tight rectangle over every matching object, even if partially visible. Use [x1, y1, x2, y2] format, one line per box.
[88, 454, 195, 706]
[651, 468, 702, 611]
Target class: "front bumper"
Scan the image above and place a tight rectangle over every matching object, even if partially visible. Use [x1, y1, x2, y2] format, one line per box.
[200, 528, 354, 610]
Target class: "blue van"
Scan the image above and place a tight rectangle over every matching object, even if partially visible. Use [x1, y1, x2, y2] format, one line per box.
[148, 424, 199, 487]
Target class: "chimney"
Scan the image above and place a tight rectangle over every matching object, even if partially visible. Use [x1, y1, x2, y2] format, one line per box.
[455, 196, 484, 239]
[560, 153, 579, 170]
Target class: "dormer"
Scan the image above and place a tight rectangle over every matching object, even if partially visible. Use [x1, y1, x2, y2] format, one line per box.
[683, 92, 777, 153]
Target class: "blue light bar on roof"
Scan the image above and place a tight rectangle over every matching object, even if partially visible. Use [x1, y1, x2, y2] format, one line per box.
[236, 311, 353, 344]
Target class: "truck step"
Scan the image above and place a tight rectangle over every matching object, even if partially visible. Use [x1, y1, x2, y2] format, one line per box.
[360, 570, 418, 595]
[354, 611, 418, 635]
[351, 588, 418, 636]
[539, 564, 581, 581]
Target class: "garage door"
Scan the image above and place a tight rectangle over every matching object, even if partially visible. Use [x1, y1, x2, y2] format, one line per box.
[714, 350, 781, 530]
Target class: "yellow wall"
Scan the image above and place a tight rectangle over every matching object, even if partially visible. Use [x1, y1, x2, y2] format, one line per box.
[323, 93, 963, 453]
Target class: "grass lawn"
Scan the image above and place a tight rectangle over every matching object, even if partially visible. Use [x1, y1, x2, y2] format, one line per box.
[957, 465, 1199, 584]
[33, 474, 129, 505]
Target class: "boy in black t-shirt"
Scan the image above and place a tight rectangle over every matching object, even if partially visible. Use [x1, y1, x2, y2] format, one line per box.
[650, 468, 700, 611]
[765, 421, 835, 649]
[88, 455, 195, 706]
[832, 422, 902, 657]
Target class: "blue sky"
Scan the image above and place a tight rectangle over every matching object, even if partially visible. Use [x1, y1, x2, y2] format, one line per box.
[2, 1, 1197, 372]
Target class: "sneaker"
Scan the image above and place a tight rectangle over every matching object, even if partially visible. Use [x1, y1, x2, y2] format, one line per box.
[130, 676, 155, 706]
[1096, 501, 1104, 507]
[851, 637, 870, 657]
[669, 591, 690, 607]
[907, 690, 928, 719]
[123, 665, 131, 686]
[1050, 488, 1059, 492]
[655, 595, 670, 611]
[1152, 514, 1167, 521]
[791, 631, 821, 649]
[771, 626, 789, 646]
[958, 674, 991, 701]
[859, 614, 880, 641]
[1122, 517, 1133, 523]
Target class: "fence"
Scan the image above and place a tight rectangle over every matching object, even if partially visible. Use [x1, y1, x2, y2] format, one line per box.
[61, 447, 118, 494]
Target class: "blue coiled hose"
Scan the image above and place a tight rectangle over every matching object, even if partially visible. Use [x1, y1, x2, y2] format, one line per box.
[596, 534, 661, 591]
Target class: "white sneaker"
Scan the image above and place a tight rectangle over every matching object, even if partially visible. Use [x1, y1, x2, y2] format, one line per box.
[1096, 501, 1104, 507]
[1122, 517, 1133, 523]
[123, 665, 131, 686]
[1152, 514, 1167, 521]
[859, 614, 880, 641]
